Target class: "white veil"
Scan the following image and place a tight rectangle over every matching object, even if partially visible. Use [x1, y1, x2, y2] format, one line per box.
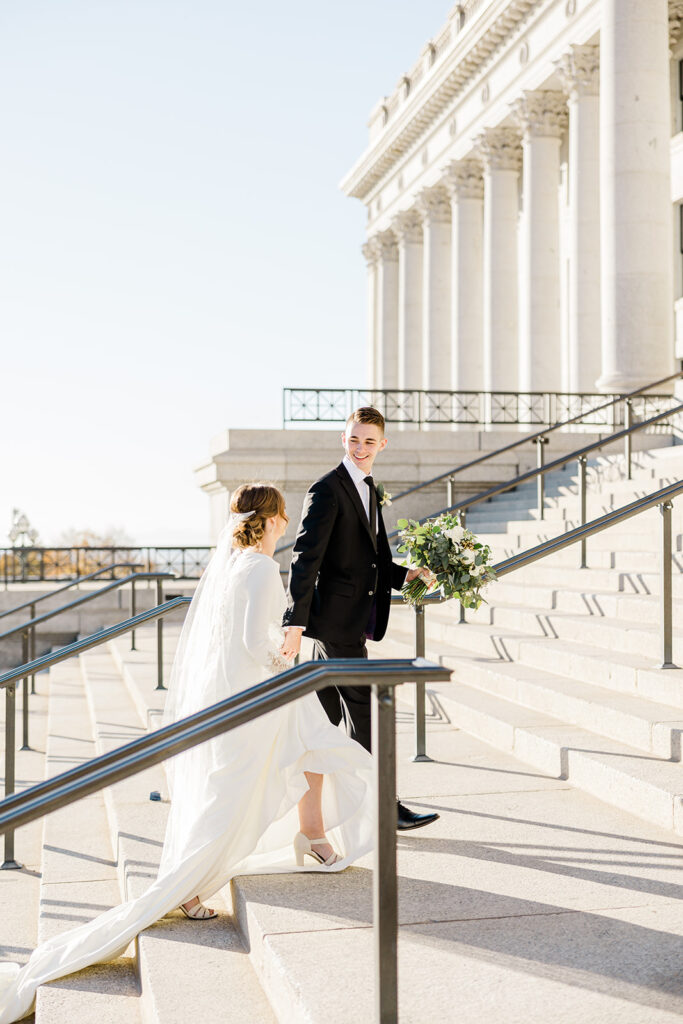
[161, 512, 254, 791]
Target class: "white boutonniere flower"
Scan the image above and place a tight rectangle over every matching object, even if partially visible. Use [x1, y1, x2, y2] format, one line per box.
[375, 482, 393, 507]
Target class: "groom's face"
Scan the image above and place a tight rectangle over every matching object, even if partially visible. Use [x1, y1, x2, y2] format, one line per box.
[341, 421, 387, 474]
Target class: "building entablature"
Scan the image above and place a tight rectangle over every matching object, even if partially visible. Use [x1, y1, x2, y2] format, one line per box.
[344, 0, 613, 236]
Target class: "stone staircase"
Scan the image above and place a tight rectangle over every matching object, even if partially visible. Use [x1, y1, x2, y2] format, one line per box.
[5, 439, 683, 1021]
[386, 442, 683, 836]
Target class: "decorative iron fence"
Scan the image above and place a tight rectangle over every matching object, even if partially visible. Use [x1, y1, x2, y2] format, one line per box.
[0, 547, 211, 584]
[283, 388, 679, 430]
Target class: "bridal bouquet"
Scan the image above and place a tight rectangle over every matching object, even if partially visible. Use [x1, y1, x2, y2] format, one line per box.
[397, 512, 496, 609]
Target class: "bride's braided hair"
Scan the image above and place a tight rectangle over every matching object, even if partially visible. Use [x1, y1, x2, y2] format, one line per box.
[231, 482, 288, 549]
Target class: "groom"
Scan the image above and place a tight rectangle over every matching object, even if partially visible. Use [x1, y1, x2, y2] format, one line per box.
[281, 406, 438, 831]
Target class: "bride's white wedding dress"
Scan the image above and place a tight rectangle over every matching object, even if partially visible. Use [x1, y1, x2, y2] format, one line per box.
[0, 528, 373, 1024]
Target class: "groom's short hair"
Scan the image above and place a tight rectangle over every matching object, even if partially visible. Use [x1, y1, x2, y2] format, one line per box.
[346, 406, 385, 435]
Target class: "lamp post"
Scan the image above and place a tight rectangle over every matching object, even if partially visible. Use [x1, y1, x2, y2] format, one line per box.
[8, 509, 39, 583]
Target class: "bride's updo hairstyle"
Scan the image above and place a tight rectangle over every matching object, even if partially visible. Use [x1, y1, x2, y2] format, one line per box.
[230, 482, 288, 549]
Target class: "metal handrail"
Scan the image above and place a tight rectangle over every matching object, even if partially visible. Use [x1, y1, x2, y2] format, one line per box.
[388, 367, 683, 503]
[387, 477, 683, 760]
[387, 400, 683, 540]
[0, 597, 191, 691]
[1, 571, 176, 754]
[0, 653, 450, 1024]
[0, 563, 140, 622]
[0, 571, 175, 643]
[492, 478, 683, 581]
[0, 597, 193, 868]
[275, 367, 683, 556]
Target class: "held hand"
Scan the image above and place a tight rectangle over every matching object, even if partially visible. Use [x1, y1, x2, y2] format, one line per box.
[405, 567, 437, 588]
[280, 627, 303, 659]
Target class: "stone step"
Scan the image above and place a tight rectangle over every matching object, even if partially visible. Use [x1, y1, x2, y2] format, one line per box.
[399, 601, 683, 670]
[477, 578, 683, 620]
[36, 657, 141, 1023]
[78, 646, 275, 1024]
[463, 591, 683, 636]
[426, 679, 683, 837]
[493, 560, 683, 595]
[444, 653, 683, 758]
[389, 606, 683, 708]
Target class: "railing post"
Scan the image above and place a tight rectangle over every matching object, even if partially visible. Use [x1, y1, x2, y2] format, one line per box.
[446, 475, 455, 509]
[578, 456, 588, 569]
[534, 436, 548, 520]
[29, 604, 36, 695]
[130, 576, 137, 651]
[659, 500, 677, 669]
[412, 604, 431, 763]
[156, 579, 166, 690]
[458, 509, 467, 624]
[372, 682, 398, 1024]
[21, 630, 30, 750]
[2, 684, 21, 869]
[624, 397, 633, 480]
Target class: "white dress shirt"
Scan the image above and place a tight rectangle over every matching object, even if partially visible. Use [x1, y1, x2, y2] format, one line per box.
[342, 454, 378, 530]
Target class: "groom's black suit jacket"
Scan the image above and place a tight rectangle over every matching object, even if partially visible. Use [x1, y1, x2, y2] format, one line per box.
[283, 462, 408, 644]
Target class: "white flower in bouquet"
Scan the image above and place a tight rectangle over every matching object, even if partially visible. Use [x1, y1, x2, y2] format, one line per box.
[396, 511, 496, 608]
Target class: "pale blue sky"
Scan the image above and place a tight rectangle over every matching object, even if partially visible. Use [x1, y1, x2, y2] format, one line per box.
[0, 1, 449, 545]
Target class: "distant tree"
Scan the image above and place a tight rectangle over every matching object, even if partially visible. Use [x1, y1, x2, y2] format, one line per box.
[55, 527, 136, 548]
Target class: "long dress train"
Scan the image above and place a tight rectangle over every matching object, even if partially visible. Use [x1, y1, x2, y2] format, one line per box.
[0, 543, 373, 1023]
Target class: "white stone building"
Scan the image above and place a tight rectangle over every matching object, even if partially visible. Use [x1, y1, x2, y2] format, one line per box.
[341, 0, 683, 397]
[197, 0, 683, 542]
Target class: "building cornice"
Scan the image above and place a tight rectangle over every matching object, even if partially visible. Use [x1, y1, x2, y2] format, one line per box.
[340, 0, 538, 201]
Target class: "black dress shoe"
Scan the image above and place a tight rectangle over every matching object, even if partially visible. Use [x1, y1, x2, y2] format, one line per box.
[396, 800, 439, 831]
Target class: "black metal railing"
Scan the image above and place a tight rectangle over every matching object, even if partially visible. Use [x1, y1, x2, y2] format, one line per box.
[0, 546, 211, 584]
[275, 369, 683, 558]
[0, 641, 450, 1024]
[386, 400, 683, 544]
[390, 476, 683, 761]
[0, 572, 175, 751]
[283, 385, 679, 429]
[0, 563, 140, 622]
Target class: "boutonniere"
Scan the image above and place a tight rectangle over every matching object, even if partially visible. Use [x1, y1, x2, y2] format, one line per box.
[375, 481, 393, 507]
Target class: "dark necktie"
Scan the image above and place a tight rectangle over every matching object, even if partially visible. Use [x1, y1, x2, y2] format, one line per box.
[364, 476, 377, 545]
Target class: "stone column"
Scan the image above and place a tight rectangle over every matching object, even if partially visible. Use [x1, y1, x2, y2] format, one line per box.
[361, 240, 379, 388]
[476, 128, 522, 392]
[445, 159, 484, 391]
[556, 46, 601, 393]
[374, 231, 399, 389]
[598, 0, 673, 391]
[392, 210, 424, 392]
[514, 91, 568, 394]
[416, 186, 452, 391]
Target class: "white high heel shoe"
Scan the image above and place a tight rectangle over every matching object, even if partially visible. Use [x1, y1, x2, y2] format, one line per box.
[294, 831, 342, 867]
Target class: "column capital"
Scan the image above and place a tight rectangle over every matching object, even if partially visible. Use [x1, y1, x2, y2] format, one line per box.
[555, 44, 600, 99]
[670, 2, 683, 49]
[376, 230, 398, 262]
[475, 127, 522, 172]
[444, 159, 484, 200]
[391, 209, 423, 243]
[513, 90, 568, 139]
[361, 238, 380, 265]
[415, 185, 451, 224]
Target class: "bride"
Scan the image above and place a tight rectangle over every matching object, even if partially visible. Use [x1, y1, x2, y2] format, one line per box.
[0, 483, 373, 1023]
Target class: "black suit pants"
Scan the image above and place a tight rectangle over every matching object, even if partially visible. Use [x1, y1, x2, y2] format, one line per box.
[313, 638, 371, 754]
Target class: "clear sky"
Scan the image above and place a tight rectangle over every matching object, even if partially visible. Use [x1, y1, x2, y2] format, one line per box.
[0, 0, 450, 546]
